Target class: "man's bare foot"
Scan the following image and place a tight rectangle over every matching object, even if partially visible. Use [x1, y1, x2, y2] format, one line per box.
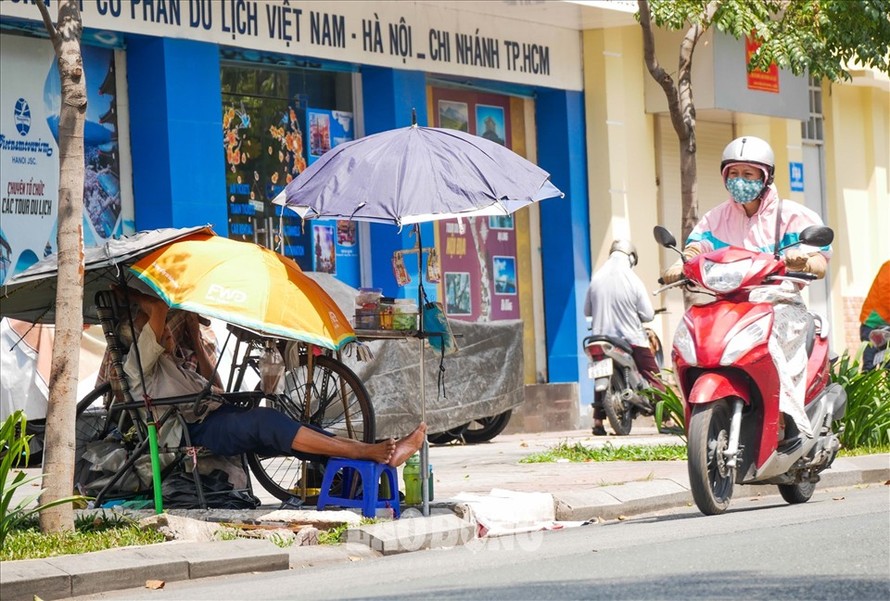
[388, 423, 427, 467]
[364, 438, 396, 464]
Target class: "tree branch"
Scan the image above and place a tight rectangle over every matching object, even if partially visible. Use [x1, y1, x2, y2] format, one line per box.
[675, 1, 720, 153]
[638, 0, 686, 140]
[34, 0, 59, 48]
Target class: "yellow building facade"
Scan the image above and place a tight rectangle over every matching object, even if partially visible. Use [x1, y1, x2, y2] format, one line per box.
[581, 22, 890, 360]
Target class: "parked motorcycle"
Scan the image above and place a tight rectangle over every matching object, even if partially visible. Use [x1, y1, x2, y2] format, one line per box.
[582, 326, 664, 436]
[867, 326, 890, 370]
[653, 224, 846, 515]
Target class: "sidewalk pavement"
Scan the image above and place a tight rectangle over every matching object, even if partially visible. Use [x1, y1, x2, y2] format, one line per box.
[3, 423, 888, 600]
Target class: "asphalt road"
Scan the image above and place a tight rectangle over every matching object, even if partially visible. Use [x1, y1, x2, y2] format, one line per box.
[78, 484, 890, 601]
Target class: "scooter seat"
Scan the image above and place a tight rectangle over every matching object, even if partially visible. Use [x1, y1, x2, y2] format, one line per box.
[584, 335, 634, 355]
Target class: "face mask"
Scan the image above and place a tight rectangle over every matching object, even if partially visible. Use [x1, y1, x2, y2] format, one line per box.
[726, 177, 764, 204]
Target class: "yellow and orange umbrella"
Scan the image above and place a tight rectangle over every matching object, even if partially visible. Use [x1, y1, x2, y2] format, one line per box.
[129, 232, 354, 350]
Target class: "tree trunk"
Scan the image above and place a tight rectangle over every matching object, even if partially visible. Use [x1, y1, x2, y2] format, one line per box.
[679, 138, 699, 247]
[36, 0, 87, 534]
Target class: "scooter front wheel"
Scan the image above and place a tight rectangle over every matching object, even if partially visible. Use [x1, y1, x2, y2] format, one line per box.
[688, 400, 735, 515]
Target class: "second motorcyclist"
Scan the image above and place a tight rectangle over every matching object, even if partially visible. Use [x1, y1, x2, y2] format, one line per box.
[584, 239, 665, 435]
[662, 135, 831, 449]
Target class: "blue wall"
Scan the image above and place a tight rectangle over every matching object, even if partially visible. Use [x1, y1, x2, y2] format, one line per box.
[535, 89, 590, 392]
[126, 37, 228, 234]
[360, 67, 435, 302]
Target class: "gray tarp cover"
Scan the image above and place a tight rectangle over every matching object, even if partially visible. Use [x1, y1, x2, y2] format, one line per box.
[0, 226, 211, 323]
[306, 273, 524, 438]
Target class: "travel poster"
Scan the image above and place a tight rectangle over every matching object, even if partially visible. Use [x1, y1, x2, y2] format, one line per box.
[0, 35, 127, 283]
[304, 108, 359, 286]
[313, 224, 336, 274]
[306, 108, 353, 165]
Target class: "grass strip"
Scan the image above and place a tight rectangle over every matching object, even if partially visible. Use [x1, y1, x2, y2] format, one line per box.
[520, 441, 687, 463]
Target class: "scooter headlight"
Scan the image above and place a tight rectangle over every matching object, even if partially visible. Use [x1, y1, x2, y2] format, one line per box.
[673, 321, 697, 365]
[702, 259, 752, 293]
[720, 314, 772, 365]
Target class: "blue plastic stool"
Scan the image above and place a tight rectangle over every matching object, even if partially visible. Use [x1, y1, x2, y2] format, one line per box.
[317, 458, 401, 518]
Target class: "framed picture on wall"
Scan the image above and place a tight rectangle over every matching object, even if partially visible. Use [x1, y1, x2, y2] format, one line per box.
[488, 215, 514, 230]
[492, 256, 517, 295]
[445, 271, 472, 315]
[475, 104, 506, 146]
[438, 100, 469, 132]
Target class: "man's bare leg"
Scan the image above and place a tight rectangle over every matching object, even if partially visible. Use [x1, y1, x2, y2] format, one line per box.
[291, 427, 396, 464]
[388, 423, 427, 467]
[291, 422, 427, 465]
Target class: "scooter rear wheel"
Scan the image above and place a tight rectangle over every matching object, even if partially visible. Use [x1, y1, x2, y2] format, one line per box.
[688, 400, 735, 515]
[604, 388, 633, 436]
[778, 481, 816, 504]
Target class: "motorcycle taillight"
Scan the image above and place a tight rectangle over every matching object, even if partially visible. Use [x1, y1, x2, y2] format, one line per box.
[584, 344, 607, 360]
[869, 329, 890, 346]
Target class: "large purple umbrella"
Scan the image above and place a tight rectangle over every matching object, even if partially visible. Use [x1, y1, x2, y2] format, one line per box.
[273, 123, 562, 225]
[273, 121, 563, 516]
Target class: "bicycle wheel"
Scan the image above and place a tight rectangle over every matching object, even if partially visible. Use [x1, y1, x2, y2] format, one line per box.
[75, 382, 117, 450]
[73, 382, 129, 492]
[247, 354, 375, 502]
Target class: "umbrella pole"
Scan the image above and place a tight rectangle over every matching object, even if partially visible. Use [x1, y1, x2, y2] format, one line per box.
[146, 419, 164, 513]
[415, 225, 430, 517]
[118, 278, 165, 514]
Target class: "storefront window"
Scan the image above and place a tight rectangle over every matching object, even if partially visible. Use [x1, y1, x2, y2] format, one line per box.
[220, 62, 360, 285]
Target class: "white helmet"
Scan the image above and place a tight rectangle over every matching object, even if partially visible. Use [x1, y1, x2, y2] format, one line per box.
[721, 136, 775, 187]
[610, 239, 638, 267]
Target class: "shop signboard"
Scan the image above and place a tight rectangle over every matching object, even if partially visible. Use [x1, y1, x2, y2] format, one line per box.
[0, 1, 583, 91]
[745, 36, 779, 93]
[0, 34, 126, 284]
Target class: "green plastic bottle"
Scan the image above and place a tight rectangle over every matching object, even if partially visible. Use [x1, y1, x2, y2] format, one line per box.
[403, 453, 421, 505]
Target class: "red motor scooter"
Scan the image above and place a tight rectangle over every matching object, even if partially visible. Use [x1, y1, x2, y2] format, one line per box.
[653, 225, 846, 515]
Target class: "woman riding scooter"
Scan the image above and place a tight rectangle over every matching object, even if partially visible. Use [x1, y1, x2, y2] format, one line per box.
[662, 135, 831, 450]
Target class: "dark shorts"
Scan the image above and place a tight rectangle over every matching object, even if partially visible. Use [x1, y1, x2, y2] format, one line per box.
[187, 404, 331, 461]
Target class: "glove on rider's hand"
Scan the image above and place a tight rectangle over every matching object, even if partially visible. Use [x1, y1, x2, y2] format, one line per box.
[662, 259, 684, 284]
[784, 249, 827, 279]
[661, 245, 702, 284]
[783, 249, 810, 271]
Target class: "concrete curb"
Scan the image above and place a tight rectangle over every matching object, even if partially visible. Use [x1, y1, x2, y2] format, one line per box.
[1, 539, 288, 601]
[2, 456, 887, 601]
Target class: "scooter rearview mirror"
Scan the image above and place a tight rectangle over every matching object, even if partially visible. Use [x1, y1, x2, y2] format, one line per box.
[798, 225, 834, 248]
[778, 225, 835, 253]
[653, 226, 677, 249]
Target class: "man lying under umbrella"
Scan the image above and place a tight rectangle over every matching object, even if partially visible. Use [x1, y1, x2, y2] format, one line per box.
[119, 288, 425, 467]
